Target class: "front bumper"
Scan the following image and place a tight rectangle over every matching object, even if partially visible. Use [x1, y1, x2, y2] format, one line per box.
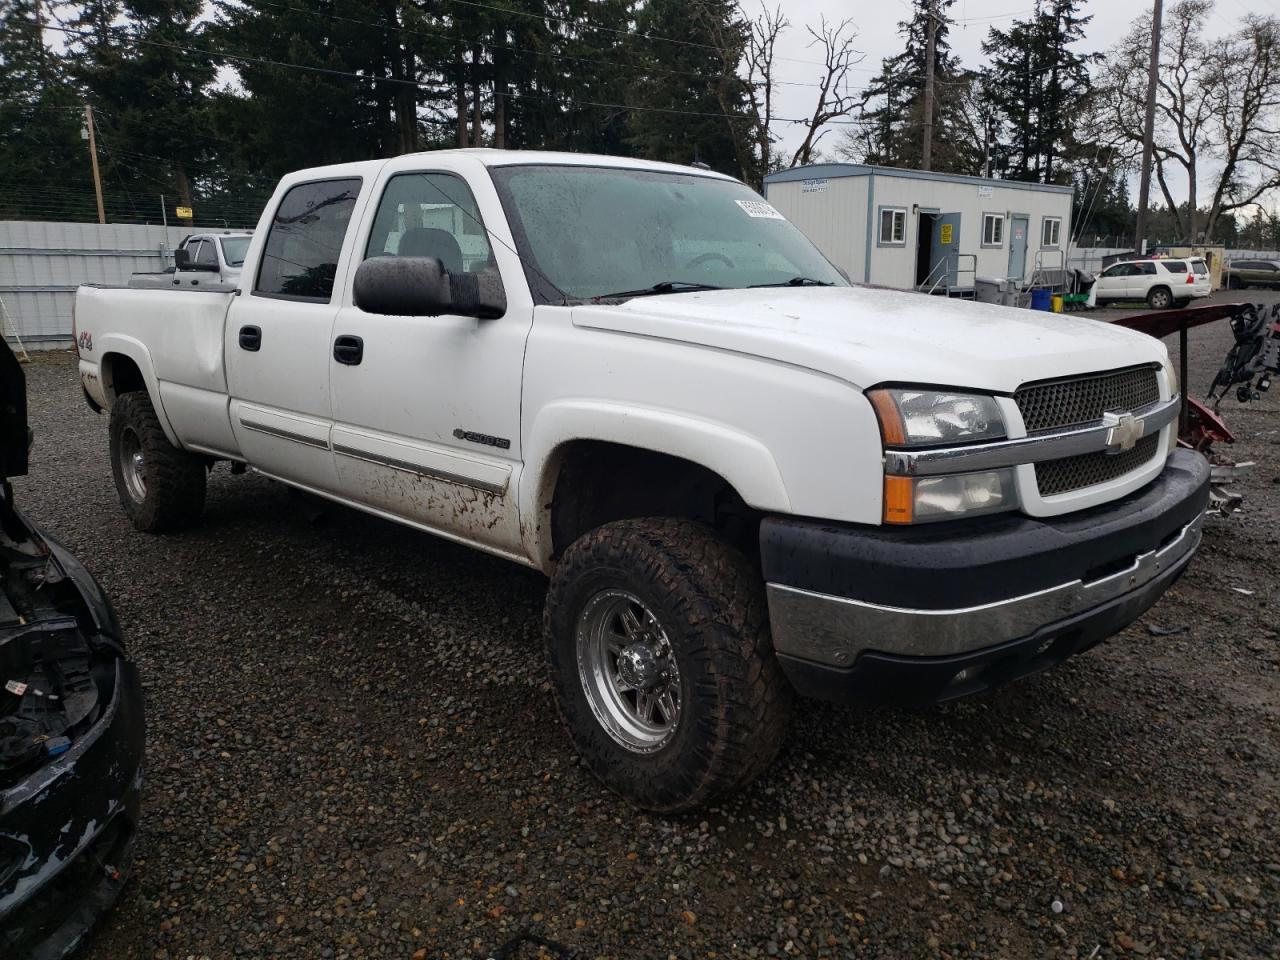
[761, 449, 1211, 706]
[1, 528, 144, 960]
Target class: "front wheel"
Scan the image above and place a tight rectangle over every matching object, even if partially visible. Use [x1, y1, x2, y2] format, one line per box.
[109, 391, 207, 532]
[544, 518, 792, 812]
[1147, 287, 1174, 309]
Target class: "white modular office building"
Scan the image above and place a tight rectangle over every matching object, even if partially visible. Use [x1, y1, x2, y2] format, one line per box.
[764, 164, 1075, 295]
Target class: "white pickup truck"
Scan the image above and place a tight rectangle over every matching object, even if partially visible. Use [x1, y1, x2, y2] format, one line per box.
[129, 231, 253, 289]
[73, 150, 1210, 811]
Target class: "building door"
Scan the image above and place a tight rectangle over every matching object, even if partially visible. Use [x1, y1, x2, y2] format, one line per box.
[915, 212, 938, 286]
[930, 213, 962, 288]
[1008, 215, 1029, 281]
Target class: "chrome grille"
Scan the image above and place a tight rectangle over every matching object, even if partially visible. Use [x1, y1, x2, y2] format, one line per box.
[1015, 365, 1160, 434]
[1035, 434, 1160, 497]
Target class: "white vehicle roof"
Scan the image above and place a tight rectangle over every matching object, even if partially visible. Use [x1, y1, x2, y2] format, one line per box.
[275, 149, 742, 187]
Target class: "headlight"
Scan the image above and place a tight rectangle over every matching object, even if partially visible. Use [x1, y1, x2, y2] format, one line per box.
[868, 388, 1006, 446]
[883, 469, 1018, 524]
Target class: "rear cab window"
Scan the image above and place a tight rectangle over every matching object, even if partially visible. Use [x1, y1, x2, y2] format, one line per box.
[1191, 260, 1208, 275]
[255, 178, 362, 302]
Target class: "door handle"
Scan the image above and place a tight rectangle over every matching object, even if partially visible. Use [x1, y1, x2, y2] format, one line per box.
[238, 325, 262, 351]
[333, 335, 363, 366]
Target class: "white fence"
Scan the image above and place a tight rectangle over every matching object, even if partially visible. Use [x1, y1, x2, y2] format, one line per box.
[1, 221, 193, 349]
[1068, 246, 1280, 276]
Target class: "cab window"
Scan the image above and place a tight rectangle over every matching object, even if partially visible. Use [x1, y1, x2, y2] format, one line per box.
[365, 173, 493, 273]
[194, 239, 218, 268]
[255, 178, 362, 301]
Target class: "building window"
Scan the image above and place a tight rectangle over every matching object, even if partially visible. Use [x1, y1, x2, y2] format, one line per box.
[982, 213, 1005, 247]
[879, 207, 907, 246]
[1042, 217, 1062, 248]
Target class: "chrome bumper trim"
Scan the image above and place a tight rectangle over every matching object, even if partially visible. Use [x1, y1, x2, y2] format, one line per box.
[766, 511, 1203, 666]
[883, 395, 1180, 477]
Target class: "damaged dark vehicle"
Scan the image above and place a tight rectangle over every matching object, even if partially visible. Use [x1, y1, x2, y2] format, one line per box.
[1, 341, 144, 958]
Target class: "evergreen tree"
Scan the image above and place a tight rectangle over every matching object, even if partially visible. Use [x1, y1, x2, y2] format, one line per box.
[981, 0, 1095, 183]
[624, 0, 757, 181]
[59, 0, 218, 221]
[845, 0, 980, 174]
[0, 0, 93, 220]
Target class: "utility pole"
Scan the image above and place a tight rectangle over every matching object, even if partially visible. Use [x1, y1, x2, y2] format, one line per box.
[1134, 0, 1163, 254]
[922, 0, 937, 171]
[83, 105, 105, 225]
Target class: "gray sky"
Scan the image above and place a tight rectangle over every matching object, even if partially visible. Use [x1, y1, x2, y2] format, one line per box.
[763, 0, 1274, 207]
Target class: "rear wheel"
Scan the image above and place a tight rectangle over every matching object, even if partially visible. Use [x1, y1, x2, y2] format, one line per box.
[109, 392, 206, 532]
[545, 518, 792, 812]
[1147, 286, 1174, 309]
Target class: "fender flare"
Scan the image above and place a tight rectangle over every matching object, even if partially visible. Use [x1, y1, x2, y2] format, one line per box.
[520, 400, 791, 567]
[95, 334, 181, 447]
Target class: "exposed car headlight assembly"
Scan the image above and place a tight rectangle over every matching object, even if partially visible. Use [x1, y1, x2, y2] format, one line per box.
[868, 388, 1006, 446]
[883, 469, 1018, 524]
[868, 387, 1018, 524]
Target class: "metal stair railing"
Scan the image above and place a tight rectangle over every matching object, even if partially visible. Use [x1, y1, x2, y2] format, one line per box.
[920, 253, 977, 297]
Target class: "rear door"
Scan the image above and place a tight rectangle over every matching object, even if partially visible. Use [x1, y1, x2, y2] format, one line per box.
[225, 175, 366, 494]
[327, 157, 533, 555]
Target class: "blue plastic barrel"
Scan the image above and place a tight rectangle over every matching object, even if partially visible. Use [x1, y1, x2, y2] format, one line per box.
[1030, 288, 1052, 311]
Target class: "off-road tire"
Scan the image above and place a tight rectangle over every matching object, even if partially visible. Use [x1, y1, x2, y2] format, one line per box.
[1147, 286, 1174, 310]
[109, 391, 206, 532]
[545, 518, 792, 812]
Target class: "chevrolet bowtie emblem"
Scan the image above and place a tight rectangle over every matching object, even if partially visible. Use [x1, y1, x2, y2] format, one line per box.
[1102, 411, 1144, 454]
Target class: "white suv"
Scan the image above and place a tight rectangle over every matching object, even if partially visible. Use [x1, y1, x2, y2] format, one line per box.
[1093, 257, 1212, 309]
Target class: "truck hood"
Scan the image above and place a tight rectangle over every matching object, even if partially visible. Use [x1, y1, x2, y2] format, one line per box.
[571, 286, 1168, 393]
[0, 338, 28, 480]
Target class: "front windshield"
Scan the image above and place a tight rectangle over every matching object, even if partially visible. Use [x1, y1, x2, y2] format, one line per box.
[221, 236, 251, 267]
[488, 164, 847, 301]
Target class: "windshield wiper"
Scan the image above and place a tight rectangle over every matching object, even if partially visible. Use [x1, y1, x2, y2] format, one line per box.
[594, 280, 723, 301]
[749, 276, 835, 288]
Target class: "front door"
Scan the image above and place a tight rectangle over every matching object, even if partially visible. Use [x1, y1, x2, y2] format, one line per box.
[1008, 215, 1029, 281]
[226, 176, 365, 493]
[930, 212, 961, 287]
[328, 163, 532, 556]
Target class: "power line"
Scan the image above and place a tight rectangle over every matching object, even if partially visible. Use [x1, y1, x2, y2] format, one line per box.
[236, 0, 851, 90]
[42, 23, 866, 126]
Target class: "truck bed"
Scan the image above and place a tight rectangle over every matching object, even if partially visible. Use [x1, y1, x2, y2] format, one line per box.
[76, 284, 240, 459]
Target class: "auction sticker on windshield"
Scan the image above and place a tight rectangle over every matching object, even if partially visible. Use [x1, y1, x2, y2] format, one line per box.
[735, 199, 786, 220]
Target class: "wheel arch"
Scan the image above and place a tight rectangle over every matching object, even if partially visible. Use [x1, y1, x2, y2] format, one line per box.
[96, 336, 180, 446]
[520, 402, 791, 571]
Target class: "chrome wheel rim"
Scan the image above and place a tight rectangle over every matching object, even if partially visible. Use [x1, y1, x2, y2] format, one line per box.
[575, 589, 682, 754]
[119, 427, 146, 503]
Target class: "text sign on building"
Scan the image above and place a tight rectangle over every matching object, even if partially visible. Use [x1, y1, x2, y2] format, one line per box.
[940, 224, 954, 245]
[175, 206, 193, 219]
[977, 185, 994, 199]
[801, 179, 829, 194]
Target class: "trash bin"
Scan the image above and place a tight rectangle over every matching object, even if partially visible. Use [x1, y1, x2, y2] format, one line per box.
[1051, 295, 1064, 313]
[975, 276, 1003, 304]
[1030, 288, 1052, 311]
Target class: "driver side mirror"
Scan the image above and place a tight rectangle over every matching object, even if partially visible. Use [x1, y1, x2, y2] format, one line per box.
[174, 248, 219, 272]
[352, 256, 506, 320]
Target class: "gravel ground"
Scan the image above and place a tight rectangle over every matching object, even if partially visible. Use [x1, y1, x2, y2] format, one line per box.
[9, 291, 1279, 960]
